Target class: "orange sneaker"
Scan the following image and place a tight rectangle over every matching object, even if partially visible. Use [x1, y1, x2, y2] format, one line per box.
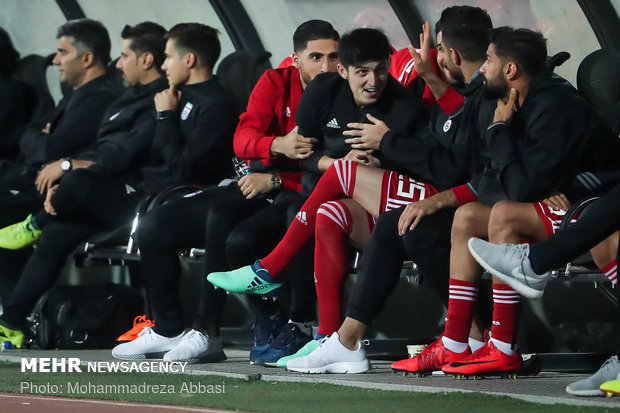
[116, 315, 155, 342]
[391, 337, 471, 375]
[442, 340, 523, 376]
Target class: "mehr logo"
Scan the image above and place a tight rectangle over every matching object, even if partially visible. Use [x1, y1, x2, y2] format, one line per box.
[22, 358, 82, 373]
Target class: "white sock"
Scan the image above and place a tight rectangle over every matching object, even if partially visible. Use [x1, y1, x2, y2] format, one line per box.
[289, 320, 312, 336]
[490, 337, 515, 356]
[442, 336, 469, 353]
[468, 337, 485, 353]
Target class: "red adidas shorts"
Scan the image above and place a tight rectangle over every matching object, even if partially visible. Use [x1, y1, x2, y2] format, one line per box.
[379, 170, 439, 214]
[532, 202, 577, 236]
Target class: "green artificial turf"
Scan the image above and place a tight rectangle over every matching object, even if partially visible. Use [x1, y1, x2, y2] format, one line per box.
[0, 361, 618, 413]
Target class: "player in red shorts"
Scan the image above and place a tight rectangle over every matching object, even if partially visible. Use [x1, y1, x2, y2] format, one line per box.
[392, 27, 620, 378]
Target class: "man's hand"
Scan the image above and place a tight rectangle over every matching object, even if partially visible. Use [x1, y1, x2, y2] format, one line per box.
[41, 122, 51, 134]
[154, 84, 181, 112]
[35, 160, 64, 194]
[344, 149, 380, 167]
[271, 126, 317, 159]
[494, 88, 518, 123]
[238, 173, 274, 199]
[344, 114, 389, 150]
[409, 21, 433, 79]
[543, 192, 570, 211]
[44, 184, 58, 216]
[397, 196, 443, 235]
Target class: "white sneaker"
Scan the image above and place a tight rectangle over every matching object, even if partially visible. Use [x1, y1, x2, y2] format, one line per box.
[286, 332, 370, 374]
[163, 329, 226, 364]
[566, 355, 620, 396]
[468, 238, 551, 299]
[112, 327, 185, 360]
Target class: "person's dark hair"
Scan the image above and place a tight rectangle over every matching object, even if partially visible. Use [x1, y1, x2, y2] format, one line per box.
[0, 27, 19, 77]
[338, 28, 391, 68]
[489, 27, 547, 78]
[165, 23, 220, 71]
[57, 18, 111, 65]
[435, 5, 492, 62]
[293, 19, 339, 52]
[121, 22, 167, 74]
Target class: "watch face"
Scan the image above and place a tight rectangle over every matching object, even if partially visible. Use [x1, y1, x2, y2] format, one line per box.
[61, 160, 71, 171]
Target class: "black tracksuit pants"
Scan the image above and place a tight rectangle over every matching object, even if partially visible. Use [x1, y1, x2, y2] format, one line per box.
[137, 184, 316, 338]
[346, 206, 454, 325]
[1, 168, 140, 328]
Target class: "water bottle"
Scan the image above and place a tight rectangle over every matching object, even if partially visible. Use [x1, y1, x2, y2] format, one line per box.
[232, 157, 252, 178]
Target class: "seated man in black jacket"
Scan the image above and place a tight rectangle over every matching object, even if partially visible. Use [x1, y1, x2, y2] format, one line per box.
[394, 27, 620, 377]
[0, 22, 238, 350]
[0, 28, 38, 162]
[0, 19, 119, 226]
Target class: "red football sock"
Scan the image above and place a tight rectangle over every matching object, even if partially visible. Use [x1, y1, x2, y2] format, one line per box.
[261, 160, 357, 277]
[443, 279, 478, 344]
[601, 259, 617, 286]
[490, 283, 520, 345]
[315, 201, 353, 336]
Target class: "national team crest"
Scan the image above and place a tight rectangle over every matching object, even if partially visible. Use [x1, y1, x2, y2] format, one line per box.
[181, 102, 194, 120]
[443, 119, 452, 132]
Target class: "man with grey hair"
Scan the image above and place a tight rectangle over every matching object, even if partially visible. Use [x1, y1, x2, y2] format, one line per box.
[0, 18, 118, 219]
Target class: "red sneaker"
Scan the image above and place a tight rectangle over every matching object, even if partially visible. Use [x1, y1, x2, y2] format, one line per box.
[442, 341, 523, 376]
[391, 337, 471, 375]
[116, 315, 155, 342]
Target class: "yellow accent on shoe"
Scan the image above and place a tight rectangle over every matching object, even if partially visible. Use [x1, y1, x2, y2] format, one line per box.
[0, 214, 42, 250]
[0, 322, 25, 349]
[600, 379, 620, 396]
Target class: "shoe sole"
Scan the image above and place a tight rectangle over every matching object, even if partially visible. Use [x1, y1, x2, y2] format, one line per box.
[467, 239, 544, 299]
[112, 351, 168, 360]
[565, 387, 606, 397]
[287, 360, 370, 374]
[164, 351, 227, 364]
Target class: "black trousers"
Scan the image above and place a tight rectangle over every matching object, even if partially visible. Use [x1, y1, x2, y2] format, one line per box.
[1, 169, 140, 327]
[346, 206, 454, 325]
[138, 184, 316, 338]
[530, 181, 620, 272]
[220, 193, 316, 324]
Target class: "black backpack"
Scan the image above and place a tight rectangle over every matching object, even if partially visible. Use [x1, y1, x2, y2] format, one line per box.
[27, 283, 144, 349]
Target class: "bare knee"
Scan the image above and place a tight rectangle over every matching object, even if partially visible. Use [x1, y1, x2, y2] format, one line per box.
[488, 200, 521, 236]
[451, 202, 489, 241]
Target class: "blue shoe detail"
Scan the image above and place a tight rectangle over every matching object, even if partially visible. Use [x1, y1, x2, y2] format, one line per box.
[254, 323, 312, 367]
[249, 309, 286, 364]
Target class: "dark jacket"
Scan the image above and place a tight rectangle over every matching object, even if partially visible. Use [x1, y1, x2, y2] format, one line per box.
[380, 72, 495, 190]
[139, 76, 237, 189]
[295, 72, 428, 192]
[85, 77, 168, 185]
[0, 78, 38, 160]
[470, 72, 620, 205]
[19, 74, 119, 169]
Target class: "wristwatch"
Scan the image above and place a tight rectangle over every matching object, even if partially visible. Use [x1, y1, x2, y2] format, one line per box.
[61, 158, 72, 172]
[157, 110, 172, 120]
[270, 175, 282, 190]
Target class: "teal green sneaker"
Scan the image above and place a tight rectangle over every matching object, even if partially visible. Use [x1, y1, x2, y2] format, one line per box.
[207, 261, 283, 296]
[0, 320, 25, 349]
[0, 214, 42, 250]
[276, 338, 321, 368]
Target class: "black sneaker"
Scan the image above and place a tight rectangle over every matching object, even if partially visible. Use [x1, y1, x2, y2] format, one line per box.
[254, 323, 312, 367]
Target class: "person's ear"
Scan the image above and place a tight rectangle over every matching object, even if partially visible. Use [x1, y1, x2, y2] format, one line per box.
[450, 48, 462, 66]
[337, 63, 348, 79]
[292, 52, 300, 68]
[140, 52, 154, 70]
[81, 51, 95, 68]
[505, 61, 518, 81]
